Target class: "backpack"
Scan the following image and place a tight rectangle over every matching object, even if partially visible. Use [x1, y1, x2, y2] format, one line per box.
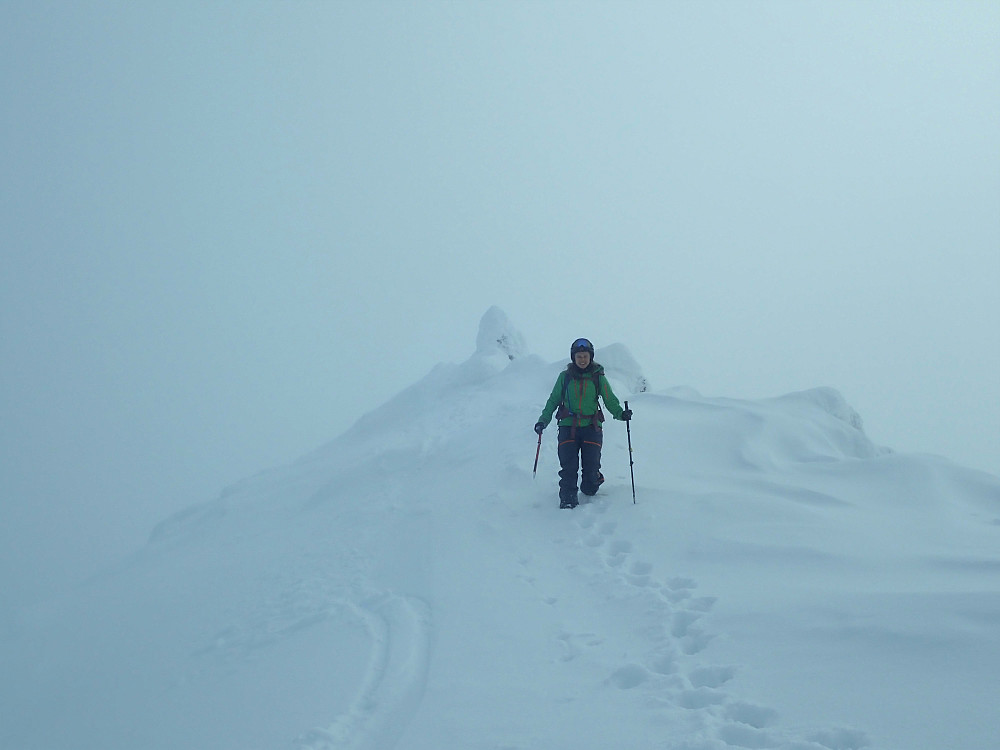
[555, 367, 606, 427]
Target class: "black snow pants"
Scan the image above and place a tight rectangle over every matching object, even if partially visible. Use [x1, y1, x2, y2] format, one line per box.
[557, 424, 603, 504]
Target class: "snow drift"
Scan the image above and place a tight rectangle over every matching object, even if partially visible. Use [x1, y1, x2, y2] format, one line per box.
[2, 308, 998, 750]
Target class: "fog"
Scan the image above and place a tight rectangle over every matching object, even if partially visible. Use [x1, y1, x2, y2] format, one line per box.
[2, 1, 998, 606]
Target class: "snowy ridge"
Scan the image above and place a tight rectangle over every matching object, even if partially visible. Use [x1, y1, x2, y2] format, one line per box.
[3, 308, 998, 750]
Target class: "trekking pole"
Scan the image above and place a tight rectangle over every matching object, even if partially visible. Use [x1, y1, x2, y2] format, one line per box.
[625, 400, 636, 504]
[532, 432, 542, 478]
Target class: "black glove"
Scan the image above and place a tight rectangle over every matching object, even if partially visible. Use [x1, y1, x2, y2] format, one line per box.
[621, 408, 632, 421]
[534, 422, 545, 435]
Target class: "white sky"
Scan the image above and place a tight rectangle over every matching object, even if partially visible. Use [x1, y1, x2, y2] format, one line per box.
[2, 1, 998, 601]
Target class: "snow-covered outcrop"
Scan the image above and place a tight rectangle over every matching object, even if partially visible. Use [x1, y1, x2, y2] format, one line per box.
[475, 305, 527, 362]
[596, 342, 650, 395]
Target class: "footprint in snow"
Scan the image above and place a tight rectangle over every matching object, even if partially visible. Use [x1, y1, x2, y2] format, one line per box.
[686, 596, 718, 612]
[807, 727, 872, 750]
[670, 598, 717, 655]
[626, 559, 654, 587]
[605, 539, 633, 567]
[607, 663, 650, 689]
[725, 701, 779, 729]
[648, 652, 679, 676]
[580, 518, 616, 547]
[671, 609, 703, 638]
[688, 664, 737, 689]
[680, 628, 715, 656]
[716, 722, 775, 748]
[557, 631, 604, 662]
[662, 576, 698, 603]
[675, 686, 727, 709]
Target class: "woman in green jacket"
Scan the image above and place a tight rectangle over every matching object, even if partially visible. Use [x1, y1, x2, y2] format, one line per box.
[535, 338, 632, 509]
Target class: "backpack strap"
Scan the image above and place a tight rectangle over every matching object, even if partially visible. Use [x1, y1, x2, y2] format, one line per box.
[556, 371, 573, 420]
[592, 371, 605, 428]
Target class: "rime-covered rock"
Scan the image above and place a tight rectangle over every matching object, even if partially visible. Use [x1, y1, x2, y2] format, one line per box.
[475, 306, 527, 361]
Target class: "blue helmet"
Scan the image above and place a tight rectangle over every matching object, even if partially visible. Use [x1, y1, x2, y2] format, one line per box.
[570, 338, 595, 359]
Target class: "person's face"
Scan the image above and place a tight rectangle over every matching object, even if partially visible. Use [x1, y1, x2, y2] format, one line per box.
[574, 351, 591, 368]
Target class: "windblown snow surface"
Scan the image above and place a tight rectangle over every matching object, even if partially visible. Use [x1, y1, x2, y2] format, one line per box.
[3, 307, 999, 750]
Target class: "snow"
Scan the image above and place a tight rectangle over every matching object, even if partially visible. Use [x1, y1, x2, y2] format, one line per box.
[2, 307, 999, 750]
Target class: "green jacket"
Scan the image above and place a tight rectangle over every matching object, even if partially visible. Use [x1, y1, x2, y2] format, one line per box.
[537, 363, 625, 428]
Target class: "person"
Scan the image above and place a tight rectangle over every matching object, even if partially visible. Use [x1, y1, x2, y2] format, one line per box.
[534, 338, 632, 509]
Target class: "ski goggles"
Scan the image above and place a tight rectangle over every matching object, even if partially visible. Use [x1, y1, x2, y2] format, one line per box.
[571, 338, 593, 350]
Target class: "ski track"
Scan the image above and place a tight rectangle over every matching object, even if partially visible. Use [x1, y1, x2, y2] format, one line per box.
[295, 592, 432, 750]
